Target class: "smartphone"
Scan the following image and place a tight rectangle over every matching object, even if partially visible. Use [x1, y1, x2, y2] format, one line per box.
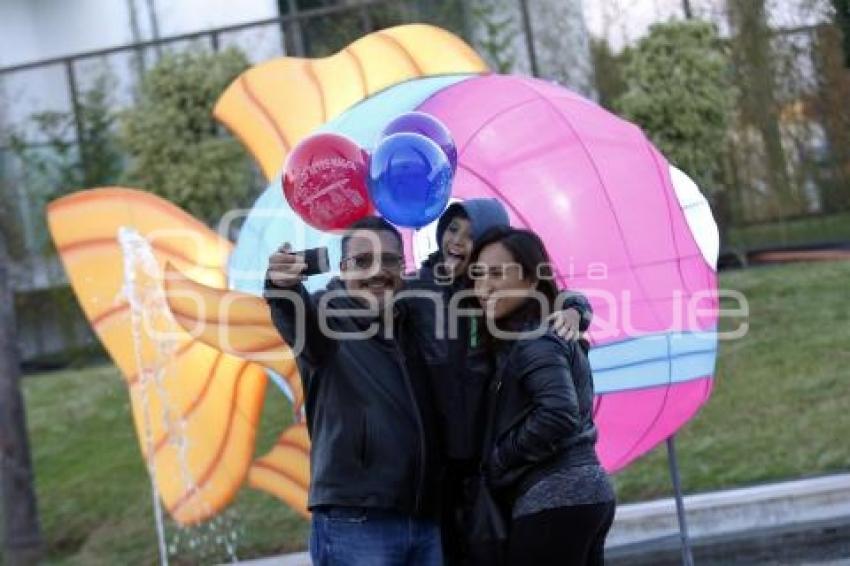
[297, 246, 330, 276]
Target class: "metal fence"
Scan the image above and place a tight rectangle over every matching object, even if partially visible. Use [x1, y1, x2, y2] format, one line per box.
[0, 0, 509, 363]
[0, 0, 472, 145]
[1, 0, 565, 267]
[0, 0, 477, 266]
[3, 2, 848, 256]
[4, 2, 849, 255]
[2, 0, 849, 361]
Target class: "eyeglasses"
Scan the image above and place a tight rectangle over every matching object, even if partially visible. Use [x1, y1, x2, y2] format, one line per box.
[341, 252, 405, 271]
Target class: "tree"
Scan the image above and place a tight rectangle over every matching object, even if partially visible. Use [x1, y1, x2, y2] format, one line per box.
[590, 37, 628, 110]
[727, 0, 801, 218]
[524, 0, 596, 96]
[119, 47, 256, 224]
[467, 0, 520, 73]
[833, 0, 850, 67]
[812, 23, 850, 211]
[9, 70, 122, 205]
[0, 229, 42, 565]
[614, 21, 734, 198]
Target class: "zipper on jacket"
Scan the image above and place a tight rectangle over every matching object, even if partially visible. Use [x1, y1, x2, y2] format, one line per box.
[394, 343, 427, 514]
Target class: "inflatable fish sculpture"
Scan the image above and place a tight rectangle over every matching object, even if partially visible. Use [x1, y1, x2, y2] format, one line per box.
[46, 24, 718, 525]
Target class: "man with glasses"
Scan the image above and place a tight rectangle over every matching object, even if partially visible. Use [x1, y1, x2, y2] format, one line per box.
[265, 216, 443, 565]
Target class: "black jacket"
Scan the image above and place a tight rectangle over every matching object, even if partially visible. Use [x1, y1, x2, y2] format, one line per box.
[484, 326, 600, 495]
[265, 278, 443, 516]
[405, 258, 491, 462]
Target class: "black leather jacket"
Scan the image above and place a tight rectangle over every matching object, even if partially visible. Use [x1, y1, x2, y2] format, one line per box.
[484, 325, 599, 495]
[265, 278, 443, 517]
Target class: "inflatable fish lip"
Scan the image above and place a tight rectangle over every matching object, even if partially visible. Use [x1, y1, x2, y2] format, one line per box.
[46, 25, 488, 525]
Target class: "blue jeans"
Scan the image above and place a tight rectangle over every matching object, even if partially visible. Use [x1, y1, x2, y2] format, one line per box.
[309, 506, 443, 566]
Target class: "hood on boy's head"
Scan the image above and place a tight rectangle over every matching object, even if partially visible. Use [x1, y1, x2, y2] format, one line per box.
[436, 198, 510, 246]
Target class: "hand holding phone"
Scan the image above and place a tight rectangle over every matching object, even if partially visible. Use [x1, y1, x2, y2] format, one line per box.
[267, 244, 329, 288]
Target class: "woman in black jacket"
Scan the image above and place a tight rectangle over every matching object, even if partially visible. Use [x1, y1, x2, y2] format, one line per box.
[470, 226, 616, 566]
[406, 200, 593, 564]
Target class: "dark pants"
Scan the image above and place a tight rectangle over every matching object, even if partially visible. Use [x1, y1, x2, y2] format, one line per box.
[309, 506, 443, 566]
[440, 459, 479, 565]
[507, 500, 616, 566]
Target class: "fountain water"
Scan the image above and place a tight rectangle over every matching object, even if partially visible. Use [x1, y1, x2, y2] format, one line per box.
[119, 227, 239, 564]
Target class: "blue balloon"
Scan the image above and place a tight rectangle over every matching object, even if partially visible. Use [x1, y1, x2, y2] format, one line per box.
[381, 111, 458, 172]
[368, 133, 453, 228]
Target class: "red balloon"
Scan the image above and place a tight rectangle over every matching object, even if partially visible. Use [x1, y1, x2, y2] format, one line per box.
[282, 133, 372, 231]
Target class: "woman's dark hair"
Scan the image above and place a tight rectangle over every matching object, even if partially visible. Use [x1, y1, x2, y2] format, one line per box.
[469, 226, 559, 319]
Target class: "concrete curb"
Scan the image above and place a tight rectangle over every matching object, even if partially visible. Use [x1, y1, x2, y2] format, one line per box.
[234, 473, 850, 565]
[607, 473, 850, 547]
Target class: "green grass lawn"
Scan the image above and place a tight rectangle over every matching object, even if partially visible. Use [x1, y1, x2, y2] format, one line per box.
[15, 260, 850, 564]
[725, 211, 850, 250]
[614, 259, 850, 500]
[22, 368, 307, 565]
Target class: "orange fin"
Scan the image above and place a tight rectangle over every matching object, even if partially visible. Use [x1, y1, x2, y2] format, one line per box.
[47, 188, 267, 525]
[163, 261, 304, 413]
